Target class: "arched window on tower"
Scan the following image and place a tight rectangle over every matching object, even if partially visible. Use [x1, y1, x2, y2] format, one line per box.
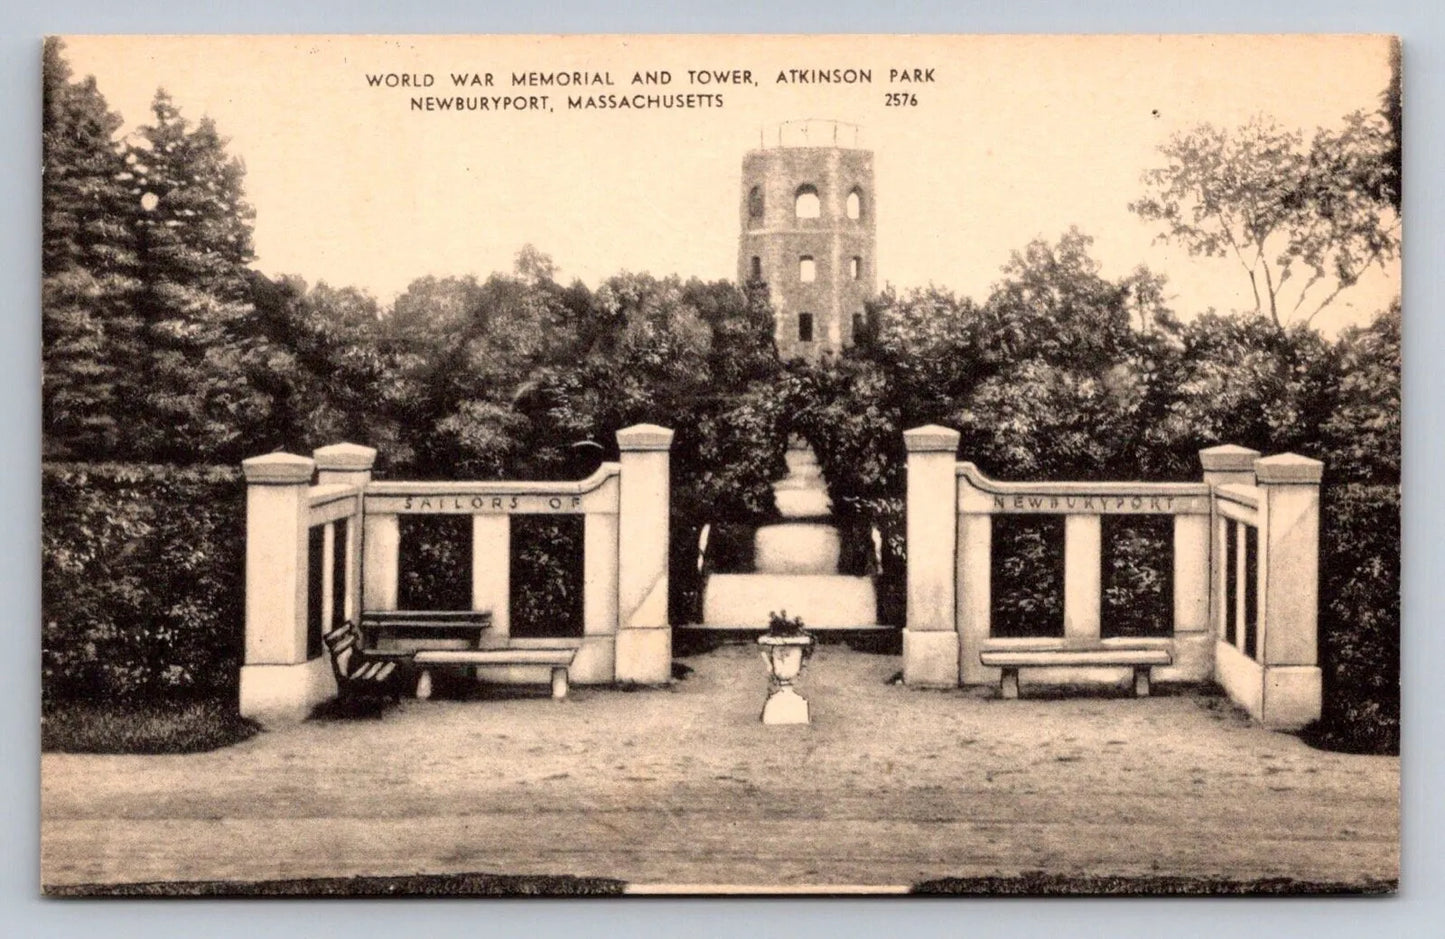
[795, 185, 821, 219]
[750, 256, 762, 280]
[846, 188, 863, 220]
[798, 313, 814, 343]
[799, 256, 816, 283]
[849, 256, 862, 280]
[748, 185, 764, 224]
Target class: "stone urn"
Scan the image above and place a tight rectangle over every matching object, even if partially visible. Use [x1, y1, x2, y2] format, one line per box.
[758, 631, 815, 725]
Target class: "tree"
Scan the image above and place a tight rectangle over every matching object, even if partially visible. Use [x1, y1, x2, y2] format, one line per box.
[1321, 301, 1400, 484]
[513, 243, 557, 284]
[246, 273, 397, 456]
[1130, 114, 1400, 329]
[1376, 39, 1401, 213]
[41, 38, 141, 458]
[126, 90, 269, 462]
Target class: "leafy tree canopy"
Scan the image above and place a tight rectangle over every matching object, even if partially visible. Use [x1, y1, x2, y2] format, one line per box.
[1130, 113, 1399, 329]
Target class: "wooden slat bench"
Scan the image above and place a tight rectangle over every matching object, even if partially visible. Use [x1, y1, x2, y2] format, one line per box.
[323, 621, 419, 700]
[979, 644, 1173, 699]
[359, 610, 576, 700]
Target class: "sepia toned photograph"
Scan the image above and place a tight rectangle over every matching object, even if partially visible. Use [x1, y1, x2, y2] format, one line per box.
[39, 33, 1400, 897]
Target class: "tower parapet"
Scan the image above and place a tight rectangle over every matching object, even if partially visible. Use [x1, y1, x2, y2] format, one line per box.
[738, 120, 877, 361]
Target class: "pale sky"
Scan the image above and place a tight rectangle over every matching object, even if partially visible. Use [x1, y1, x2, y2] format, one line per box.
[61, 34, 1399, 335]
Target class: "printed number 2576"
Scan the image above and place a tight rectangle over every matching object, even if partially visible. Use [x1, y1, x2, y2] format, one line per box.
[884, 93, 918, 106]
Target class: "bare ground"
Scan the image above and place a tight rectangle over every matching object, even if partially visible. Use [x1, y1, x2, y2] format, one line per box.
[40, 644, 1399, 890]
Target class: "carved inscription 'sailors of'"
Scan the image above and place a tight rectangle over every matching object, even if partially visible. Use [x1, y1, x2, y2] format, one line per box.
[399, 494, 584, 512]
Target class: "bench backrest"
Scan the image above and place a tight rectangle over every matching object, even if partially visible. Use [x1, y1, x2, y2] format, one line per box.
[322, 621, 365, 679]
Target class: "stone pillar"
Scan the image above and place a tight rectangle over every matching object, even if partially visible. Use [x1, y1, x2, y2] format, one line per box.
[615, 424, 673, 684]
[321, 521, 336, 630]
[1254, 453, 1324, 729]
[903, 425, 960, 686]
[314, 443, 375, 625]
[363, 515, 400, 611]
[956, 510, 994, 686]
[576, 507, 621, 683]
[1062, 515, 1101, 642]
[1235, 521, 1249, 650]
[1200, 445, 1260, 644]
[314, 442, 376, 488]
[239, 452, 331, 724]
[1167, 513, 1213, 681]
[471, 515, 510, 637]
[1200, 444, 1262, 488]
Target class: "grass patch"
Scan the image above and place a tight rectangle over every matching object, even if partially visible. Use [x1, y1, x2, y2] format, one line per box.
[41, 697, 260, 754]
[913, 872, 1397, 896]
[47, 871, 625, 897]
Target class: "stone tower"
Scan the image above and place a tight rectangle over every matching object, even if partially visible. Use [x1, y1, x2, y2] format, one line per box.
[738, 121, 876, 361]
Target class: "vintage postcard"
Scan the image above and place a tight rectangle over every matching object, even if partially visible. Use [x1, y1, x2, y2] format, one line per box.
[40, 34, 1400, 896]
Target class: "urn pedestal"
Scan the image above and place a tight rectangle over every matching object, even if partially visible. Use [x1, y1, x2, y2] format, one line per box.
[758, 633, 815, 725]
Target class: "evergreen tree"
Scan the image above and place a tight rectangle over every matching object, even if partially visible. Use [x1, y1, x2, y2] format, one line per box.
[41, 37, 141, 459]
[126, 90, 268, 462]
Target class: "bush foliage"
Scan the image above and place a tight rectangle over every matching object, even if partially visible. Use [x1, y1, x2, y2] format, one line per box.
[42, 463, 244, 702]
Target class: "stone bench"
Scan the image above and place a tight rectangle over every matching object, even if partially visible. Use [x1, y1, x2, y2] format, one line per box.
[979, 644, 1173, 699]
[412, 647, 578, 700]
[360, 610, 575, 700]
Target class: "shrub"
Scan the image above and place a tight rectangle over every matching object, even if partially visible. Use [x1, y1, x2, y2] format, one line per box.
[510, 515, 584, 638]
[990, 516, 1065, 637]
[1101, 516, 1173, 638]
[397, 515, 472, 611]
[1314, 483, 1399, 753]
[42, 463, 245, 702]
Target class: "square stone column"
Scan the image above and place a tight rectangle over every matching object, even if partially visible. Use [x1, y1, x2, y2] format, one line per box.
[362, 514, 400, 611]
[471, 515, 510, 637]
[1167, 513, 1214, 682]
[313, 442, 376, 488]
[903, 425, 961, 686]
[956, 508, 995, 686]
[615, 424, 673, 684]
[1200, 444, 1262, 488]
[239, 452, 333, 724]
[1063, 515, 1101, 642]
[575, 507, 621, 683]
[1200, 445, 1261, 661]
[314, 443, 375, 626]
[1254, 453, 1324, 729]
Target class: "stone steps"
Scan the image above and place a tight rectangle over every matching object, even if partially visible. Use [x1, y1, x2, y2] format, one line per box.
[775, 488, 832, 519]
[753, 523, 839, 574]
[699, 442, 876, 628]
[701, 573, 877, 629]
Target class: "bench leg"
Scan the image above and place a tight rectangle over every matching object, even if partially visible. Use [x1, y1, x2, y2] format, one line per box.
[551, 667, 568, 700]
[416, 669, 433, 701]
[1000, 668, 1020, 700]
[1133, 667, 1151, 698]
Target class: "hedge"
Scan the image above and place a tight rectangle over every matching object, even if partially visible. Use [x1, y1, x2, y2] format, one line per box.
[42, 463, 245, 702]
[1315, 482, 1400, 753]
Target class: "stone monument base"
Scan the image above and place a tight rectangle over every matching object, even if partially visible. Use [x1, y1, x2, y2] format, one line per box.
[761, 687, 810, 725]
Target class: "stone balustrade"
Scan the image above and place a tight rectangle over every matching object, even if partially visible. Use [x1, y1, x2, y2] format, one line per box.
[239, 425, 674, 725]
[904, 426, 1323, 729]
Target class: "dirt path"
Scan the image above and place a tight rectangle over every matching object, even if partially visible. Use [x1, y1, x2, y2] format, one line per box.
[41, 645, 1398, 888]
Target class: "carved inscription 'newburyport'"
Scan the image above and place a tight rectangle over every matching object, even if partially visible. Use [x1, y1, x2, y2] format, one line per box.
[993, 493, 1177, 513]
